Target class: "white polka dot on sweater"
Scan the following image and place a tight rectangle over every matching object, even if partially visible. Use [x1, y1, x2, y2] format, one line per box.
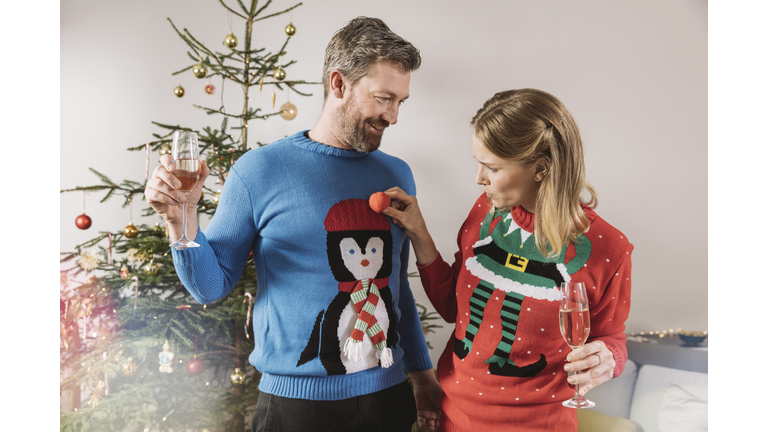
[607, 259, 610, 262]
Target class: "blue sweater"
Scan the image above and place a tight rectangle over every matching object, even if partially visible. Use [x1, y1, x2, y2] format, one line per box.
[172, 131, 433, 400]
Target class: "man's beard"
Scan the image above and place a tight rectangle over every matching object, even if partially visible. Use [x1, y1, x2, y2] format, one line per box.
[339, 96, 389, 153]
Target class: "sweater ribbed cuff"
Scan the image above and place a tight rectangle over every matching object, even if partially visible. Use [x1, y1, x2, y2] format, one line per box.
[402, 351, 433, 374]
[170, 227, 208, 266]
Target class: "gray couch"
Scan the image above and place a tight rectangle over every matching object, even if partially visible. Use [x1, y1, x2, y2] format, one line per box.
[577, 338, 708, 432]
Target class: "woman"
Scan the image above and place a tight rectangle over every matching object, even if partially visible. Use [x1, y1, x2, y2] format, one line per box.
[383, 88, 633, 431]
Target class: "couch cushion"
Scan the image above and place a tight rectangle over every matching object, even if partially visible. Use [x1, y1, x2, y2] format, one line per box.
[577, 409, 644, 432]
[628, 364, 708, 432]
[584, 359, 638, 419]
[656, 383, 707, 432]
[627, 340, 708, 373]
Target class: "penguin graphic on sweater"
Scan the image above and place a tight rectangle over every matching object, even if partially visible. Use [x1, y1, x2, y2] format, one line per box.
[296, 198, 399, 375]
[459, 208, 592, 377]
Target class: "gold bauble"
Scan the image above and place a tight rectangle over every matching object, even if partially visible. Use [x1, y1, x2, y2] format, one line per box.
[224, 32, 238, 49]
[153, 222, 164, 234]
[124, 223, 139, 239]
[122, 358, 139, 377]
[144, 261, 159, 276]
[279, 101, 297, 121]
[230, 367, 246, 386]
[192, 63, 208, 79]
[158, 143, 172, 156]
[199, 190, 205, 201]
[274, 67, 286, 81]
[212, 191, 221, 206]
[173, 85, 185, 97]
[285, 23, 296, 36]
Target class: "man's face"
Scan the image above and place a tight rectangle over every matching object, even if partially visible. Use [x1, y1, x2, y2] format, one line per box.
[338, 61, 411, 153]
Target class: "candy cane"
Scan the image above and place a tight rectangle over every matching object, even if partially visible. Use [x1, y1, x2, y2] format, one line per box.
[107, 233, 113, 265]
[103, 352, 109, 395]
[145, 143, 150, 180]
[243, 293, 253, 339]
[83, 303, 88, 339]
[132, 276, 139, 309]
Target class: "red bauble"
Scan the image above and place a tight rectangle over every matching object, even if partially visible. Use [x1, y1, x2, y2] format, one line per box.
[187, 356, 205, 375]
[76, 213, 92, 230]
[248, 250, 254, 261]
[369, 192, 391, 213]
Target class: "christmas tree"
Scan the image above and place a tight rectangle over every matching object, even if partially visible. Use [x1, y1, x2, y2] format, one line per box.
[59, 1, 316, 430]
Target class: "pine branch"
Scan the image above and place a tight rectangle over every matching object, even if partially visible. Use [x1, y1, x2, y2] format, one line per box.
[166, 18, 204, 62]
[175, 21, 244, 85]
[254, 2, 302, 22]
[218, 0, 247, 19]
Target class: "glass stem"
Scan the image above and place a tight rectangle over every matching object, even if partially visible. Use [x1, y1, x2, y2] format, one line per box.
[181, 201, 187, 240]
[573, 371, 583, 400]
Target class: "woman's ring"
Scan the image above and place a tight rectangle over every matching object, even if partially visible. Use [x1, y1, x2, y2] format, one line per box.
[592, 354, 601, 365]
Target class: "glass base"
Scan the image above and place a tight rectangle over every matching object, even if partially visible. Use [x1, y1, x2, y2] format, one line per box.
[562, 396, 595, 409]
[170, 236, 200, 249]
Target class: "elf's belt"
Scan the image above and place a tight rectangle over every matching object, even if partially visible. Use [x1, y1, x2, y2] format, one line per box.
[473, 242, 565, 287]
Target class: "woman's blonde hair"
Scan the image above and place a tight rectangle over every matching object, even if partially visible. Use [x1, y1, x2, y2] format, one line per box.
[470, 88, 597, 258]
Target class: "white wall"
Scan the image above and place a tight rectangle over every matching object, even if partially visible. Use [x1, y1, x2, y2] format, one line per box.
[61, 0, 707, 366]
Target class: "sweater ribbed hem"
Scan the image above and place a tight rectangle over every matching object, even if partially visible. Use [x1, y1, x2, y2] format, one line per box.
[439, 415, 462, 432]
[258, 361, 407, 400]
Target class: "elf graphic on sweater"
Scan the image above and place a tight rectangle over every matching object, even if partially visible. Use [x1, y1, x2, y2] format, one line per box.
[297, 199, 399, 375]
[460, 208, 592, 377]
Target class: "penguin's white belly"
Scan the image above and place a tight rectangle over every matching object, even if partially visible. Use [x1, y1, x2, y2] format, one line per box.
[337, 300, 390, 373]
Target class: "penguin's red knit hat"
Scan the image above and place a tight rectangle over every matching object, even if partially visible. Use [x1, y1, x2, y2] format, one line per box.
[324, 198, 390, 232]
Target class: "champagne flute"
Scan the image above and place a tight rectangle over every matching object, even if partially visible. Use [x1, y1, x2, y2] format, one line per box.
[559, 281, 595, 409]
[169, 130, 201, 249]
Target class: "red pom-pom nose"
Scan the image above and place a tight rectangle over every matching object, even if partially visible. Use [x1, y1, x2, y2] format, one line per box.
[369, 192, 391, 213]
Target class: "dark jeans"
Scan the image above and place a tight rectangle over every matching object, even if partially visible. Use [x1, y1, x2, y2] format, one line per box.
[251, 380, 417, 432]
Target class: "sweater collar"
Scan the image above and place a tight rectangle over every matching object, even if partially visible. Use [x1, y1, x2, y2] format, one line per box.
[509, 203, 596, 234]
[288, 130, 371, 159]
[511, 205, 535, 233]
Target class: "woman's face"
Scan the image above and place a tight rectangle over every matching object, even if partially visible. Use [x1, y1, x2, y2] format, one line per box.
[472, 135, 543, 213]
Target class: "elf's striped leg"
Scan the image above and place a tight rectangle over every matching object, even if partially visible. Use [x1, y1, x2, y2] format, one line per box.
[454, 281, 494, 359]
[486, 292, 548, 378]
[485, 291, 524, 368]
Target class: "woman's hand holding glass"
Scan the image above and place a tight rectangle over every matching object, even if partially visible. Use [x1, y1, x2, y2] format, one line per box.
[563, 339, 616, 397]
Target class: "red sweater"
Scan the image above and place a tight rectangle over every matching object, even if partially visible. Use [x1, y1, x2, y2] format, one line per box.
[418, 195, 633, 432]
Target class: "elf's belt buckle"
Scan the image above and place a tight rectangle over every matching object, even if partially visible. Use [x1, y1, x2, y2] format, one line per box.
[505, 253, 529, 272]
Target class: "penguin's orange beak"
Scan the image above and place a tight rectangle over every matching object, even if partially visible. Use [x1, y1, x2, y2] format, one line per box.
[360, 260, 370, 267]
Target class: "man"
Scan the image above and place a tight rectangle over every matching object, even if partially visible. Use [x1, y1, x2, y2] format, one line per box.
[145, 17, 441, 432]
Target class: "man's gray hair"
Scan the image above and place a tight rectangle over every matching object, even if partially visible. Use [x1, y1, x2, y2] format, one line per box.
[322, 17, 421, 100]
